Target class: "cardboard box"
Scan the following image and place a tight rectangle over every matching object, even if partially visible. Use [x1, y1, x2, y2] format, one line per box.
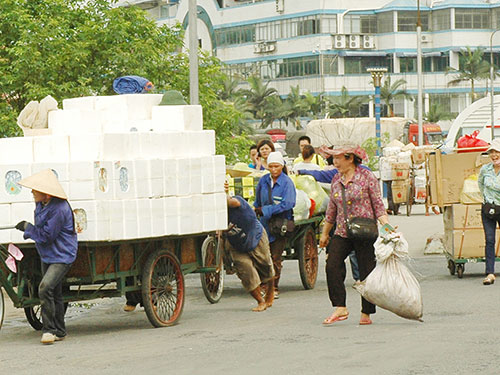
[428, 151, 490, 206]
[391, 163, 410, 181]
[411, 146, 433, 165]
[392, 180, 410, 203]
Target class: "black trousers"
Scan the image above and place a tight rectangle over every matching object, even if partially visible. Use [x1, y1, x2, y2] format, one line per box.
[325, 235, 377, 314]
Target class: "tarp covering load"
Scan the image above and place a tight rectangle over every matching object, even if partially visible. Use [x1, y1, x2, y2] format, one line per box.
[113, 75, 153, 94]
[355, 232, 423, 321]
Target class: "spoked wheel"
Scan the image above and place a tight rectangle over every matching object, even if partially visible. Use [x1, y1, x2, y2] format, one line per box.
[200, 235, 224, 304]
[448, 260, 456, 276]
[297, 226, 319, 290]
[406, 184, 413, 217]
[142, 249, 185, 327]
[0, 288, 4, 330]
[24, 282, 43, 331]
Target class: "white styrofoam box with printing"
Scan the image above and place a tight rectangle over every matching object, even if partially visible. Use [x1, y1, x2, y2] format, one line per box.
[164, 196, 179, 235]
[201, 157, 215, 194]
[175, 158, 191, 196]
[134, 160, 152, 198]
[163, 159, 178, 197]
[190, 157, 202, 195]
[102, 134, 135, 161]
[151, 105, 203, 132]
[122, 94, 163, 120]
[214, 192, 228, 230]
[139, 133, 171, 159]
[126, 119, 154, 133]
[68, 161, 94, 182]
[213, 155, 226, 193]
[150, 198, 166, 237]
[136, 198, 152, 239]
[62, 96, 96, 111]
[0, 204, 11, 243]
[149, 159, 164, 197]
[0, 165, 34, 203]
[0, 137, 34, 164]
[72, 200, 110, 241]
[112, 161, 136, 199]
[202, 194, 217, 232]
[32, 163, 70, 182]
[101, 121, 126, 134]
[93, 161, 114, 199]
[178, 196, 193, 235]
[69, 134, 102, 161]
[68, 180, 95, 201]
[108, 200, 125, 240]
[11, 202, 35, 244]
[33, 135, 70, 163]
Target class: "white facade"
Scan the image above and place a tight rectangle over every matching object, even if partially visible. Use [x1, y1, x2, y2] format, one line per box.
[119, 0, 500, 118]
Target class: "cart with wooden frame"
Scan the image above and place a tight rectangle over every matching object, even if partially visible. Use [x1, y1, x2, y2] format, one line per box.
[0, 232, 224, 330]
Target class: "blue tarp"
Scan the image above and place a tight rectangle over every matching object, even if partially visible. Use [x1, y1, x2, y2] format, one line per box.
[113, 75, 152, 94]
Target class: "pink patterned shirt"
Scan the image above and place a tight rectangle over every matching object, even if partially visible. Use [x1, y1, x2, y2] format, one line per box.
[325, 166, 386, 238]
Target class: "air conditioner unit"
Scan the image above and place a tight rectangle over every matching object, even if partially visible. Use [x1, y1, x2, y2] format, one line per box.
[254, 41, 277, 54]
[421, 34, 432, 44]
[362, 35, 375, 49]
[334, 35, 346, 49]
[349, 35, 360, 49]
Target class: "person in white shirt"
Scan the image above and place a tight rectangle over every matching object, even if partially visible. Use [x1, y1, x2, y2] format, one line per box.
[293, 145, 322, 174]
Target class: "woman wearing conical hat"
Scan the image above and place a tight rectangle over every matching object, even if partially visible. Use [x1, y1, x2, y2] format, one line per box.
[14, 169, 77, 345]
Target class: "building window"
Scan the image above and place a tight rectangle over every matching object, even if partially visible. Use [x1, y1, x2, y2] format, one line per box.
[377, 12, 394, 33]
[344, 14, 377, 34]
[455, 9, 491, 29]
[400, 57, 416, 73]
[432, 9, 451, 30]
[397, 11, 429, 32]
[344, 56, 392, 74]
[423, 55, 449, 72]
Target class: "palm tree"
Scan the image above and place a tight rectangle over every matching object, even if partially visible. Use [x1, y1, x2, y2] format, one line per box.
[302, 91, 324, 119]
[238, 76, 278, 127]
[219, 75, 241, 101]
[380, 76, 413, 117]
[424, 103, 454, 123]
[283, 86, 309, 129]
[326, 86, 367, 118]
[447, 46, 490, 102]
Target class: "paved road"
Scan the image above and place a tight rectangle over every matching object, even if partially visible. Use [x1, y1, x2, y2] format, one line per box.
[1, 207, 499, 374]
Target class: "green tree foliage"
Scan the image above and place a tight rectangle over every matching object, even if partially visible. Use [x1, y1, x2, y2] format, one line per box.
[238, 76, 279, 128]
[447, 47, 490, 102]
[361, 132, 391, 171]
[380, 77, 413, 117]
[326, 86, 367, 118]
[0, 0, 250, 162]
[424, 103, 454, 123]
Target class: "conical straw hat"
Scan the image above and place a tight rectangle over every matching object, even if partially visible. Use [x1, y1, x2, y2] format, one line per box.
[18, 169, 68, 200]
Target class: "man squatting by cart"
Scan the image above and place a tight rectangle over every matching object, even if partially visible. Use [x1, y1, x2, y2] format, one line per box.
[15, 169, 78, 345]
[224, 182, 275, 311]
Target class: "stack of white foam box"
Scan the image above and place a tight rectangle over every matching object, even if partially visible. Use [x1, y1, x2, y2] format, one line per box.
[0, 94, 228, 244]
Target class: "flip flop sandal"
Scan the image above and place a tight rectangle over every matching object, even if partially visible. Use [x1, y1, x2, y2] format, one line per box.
[359, 318, 373, 325]
[323, 313, 349, 325]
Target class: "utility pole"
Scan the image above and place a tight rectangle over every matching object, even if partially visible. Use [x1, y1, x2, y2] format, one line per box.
[417, 0, 424, 146]
[188, 0, 199, 105]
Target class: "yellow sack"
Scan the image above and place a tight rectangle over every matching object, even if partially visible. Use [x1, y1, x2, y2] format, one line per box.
[290, 175, 329, 215]
[460, 174, 483, 204]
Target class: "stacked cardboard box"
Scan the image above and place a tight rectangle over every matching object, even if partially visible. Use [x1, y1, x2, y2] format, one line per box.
[0, 94, 227, 243]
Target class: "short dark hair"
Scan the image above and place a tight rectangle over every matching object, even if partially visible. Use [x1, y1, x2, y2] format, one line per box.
[344, 153, 362, 166]
[298, 135, 311, 145]
[250, 144, 257, 151]
[256, 139, 275, 155]
[301, 144, 316, 159]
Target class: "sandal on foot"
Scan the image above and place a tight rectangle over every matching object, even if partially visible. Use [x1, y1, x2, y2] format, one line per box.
[359, 317, 372, 325]
[483, 274, 496, 285]
[323, 313, 349, 325]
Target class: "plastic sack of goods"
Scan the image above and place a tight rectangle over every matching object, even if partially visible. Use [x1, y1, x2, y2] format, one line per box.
[290, 175, 328, 215]
[293, 189, 311, 221]
[355, 232, 423, 321]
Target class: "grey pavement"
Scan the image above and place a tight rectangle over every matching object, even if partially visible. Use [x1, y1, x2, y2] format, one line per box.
[1, 206, 499, 374]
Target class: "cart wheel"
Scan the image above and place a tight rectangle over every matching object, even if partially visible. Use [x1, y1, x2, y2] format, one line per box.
[406, 184, 413, 216]
[24, 282, 43, 331]
[297, 226, 319, 290]
[200, 235, 224, 304]
[0, 287, 4, 330]
[457, 264, 464, 278]
[447, 260, 456, 276]
[142, 249, 185, 327]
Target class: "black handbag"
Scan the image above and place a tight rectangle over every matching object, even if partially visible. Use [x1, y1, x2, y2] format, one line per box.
[267, 182, 295, 238]
[341, 185, 378, 241]
[482, 202, 500, 220]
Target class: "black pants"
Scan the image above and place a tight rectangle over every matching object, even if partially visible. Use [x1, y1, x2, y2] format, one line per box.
[325, 235, 377, 314]
[385, 181, 400, 214]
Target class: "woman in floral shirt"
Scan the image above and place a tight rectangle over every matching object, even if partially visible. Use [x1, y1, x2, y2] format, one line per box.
[319, 144, 389, 326]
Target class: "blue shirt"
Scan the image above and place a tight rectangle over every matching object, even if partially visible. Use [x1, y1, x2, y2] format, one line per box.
[227, 196, 263, 253]
[24, 198, 78, 264]
[248, 163, 265, 170]
[479, 163, 500, 205]
[298, 165, 371, 183]
[254, 172, 296, 243]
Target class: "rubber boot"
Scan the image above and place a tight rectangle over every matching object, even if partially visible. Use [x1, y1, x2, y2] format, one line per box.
[249, 286, 267, 312]
[264, 279, 274, 308]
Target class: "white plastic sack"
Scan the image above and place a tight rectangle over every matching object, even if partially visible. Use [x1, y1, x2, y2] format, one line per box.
[293, 189, 311, 221]
[17, 95, 58, 130]
[355, 232, 423, 321]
